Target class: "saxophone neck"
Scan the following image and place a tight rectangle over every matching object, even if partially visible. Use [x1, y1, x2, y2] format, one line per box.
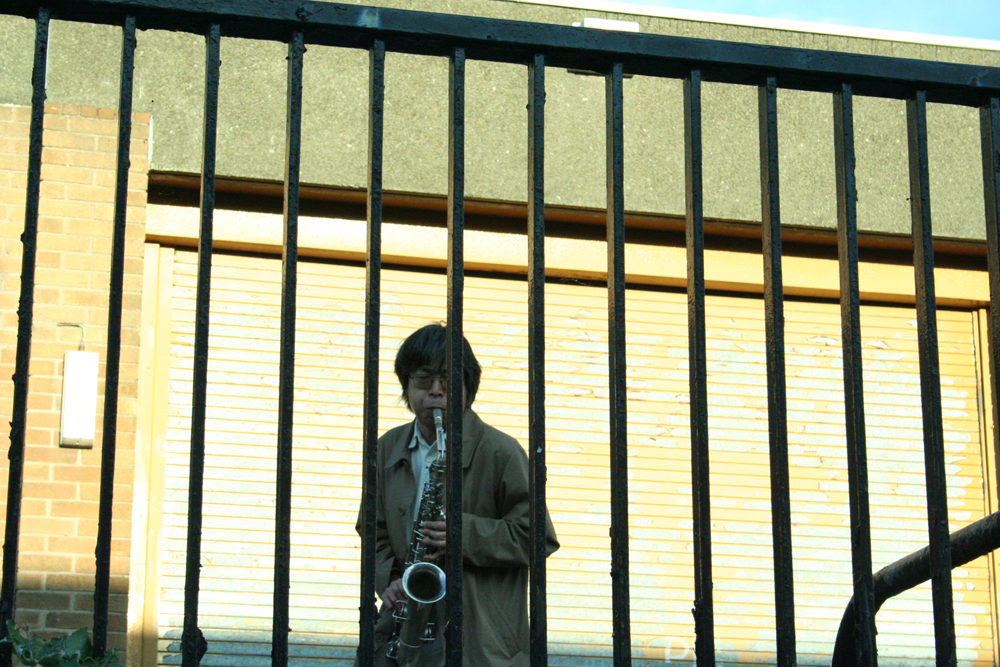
[433, 408, 446, 457]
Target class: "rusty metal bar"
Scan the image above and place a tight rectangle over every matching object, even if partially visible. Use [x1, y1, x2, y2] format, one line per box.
[906, 90, 956, 667]
[357, 36, 385, 667]
[92, 13, 136, 656]
[16, 0, 1000, 106]
[181, 22, 221, 667]
[832, 511, 1000, 667]
[527, 51, 548, 667]
[445, 44, 466, 667]
[832, 82, 877, 667]
[684, 67, 715, 667]
[605, 60, 631, 667]
[982, 98, 1000, 515]
[758, 76, 796, 667]
[0, 9, 49, 665]
[271, 29, 304, 667]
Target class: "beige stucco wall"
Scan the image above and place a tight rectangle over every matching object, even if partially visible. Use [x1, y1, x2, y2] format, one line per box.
[0, 0, 996, 238]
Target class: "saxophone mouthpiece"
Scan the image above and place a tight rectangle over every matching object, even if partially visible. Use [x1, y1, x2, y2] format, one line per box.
[433, 408, 443, 428]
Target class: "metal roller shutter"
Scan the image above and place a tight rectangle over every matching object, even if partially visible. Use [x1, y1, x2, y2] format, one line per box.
[158, 250, 991, 666]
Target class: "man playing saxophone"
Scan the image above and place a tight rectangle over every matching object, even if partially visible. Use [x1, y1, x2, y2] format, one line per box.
[357, 323, 559, 667]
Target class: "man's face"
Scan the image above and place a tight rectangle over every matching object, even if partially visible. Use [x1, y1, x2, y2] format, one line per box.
[407, 366, 466, 437]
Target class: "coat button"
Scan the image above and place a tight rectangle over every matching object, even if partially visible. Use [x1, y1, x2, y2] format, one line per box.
[375, 633, 385, 644]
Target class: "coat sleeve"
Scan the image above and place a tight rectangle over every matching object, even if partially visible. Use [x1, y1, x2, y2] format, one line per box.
[355, 440, 403, 596]
[374, 474, 403, 594]
[461, 440, 559, 568]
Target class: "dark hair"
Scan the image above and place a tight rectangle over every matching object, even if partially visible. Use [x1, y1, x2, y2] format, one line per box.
[395, 323, 481, 407]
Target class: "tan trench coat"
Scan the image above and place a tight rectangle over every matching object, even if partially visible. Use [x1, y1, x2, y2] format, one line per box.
[357, 408, 559, 666]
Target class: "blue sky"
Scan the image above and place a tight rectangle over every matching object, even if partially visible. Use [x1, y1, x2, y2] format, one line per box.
[615, 0, 999, 41]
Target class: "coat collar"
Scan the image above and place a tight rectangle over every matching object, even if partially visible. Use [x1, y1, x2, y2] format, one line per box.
[384, 408, 485, 470]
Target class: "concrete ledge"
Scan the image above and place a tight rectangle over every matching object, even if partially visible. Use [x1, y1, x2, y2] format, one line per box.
[147, 203, 988, 307]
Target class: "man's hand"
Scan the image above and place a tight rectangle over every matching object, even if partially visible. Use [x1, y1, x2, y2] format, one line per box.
[380, 577, 407, 608]
[421, 520, 447, 561]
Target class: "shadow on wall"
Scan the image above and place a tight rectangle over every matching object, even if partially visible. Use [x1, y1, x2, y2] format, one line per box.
[12, 584, 127, 651]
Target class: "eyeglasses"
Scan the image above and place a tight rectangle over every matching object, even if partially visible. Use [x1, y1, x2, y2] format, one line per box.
[410, 372, 448, 390]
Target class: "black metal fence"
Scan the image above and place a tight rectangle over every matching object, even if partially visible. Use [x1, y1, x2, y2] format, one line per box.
[1, 1, 1000, 666]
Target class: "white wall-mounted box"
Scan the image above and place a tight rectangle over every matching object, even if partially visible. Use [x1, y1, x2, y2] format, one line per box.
[572, 17, 640, 31]
[60, 350, 99, 448]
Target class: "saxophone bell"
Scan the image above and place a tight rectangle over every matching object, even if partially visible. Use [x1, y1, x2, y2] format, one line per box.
[401, 561, 446, 604]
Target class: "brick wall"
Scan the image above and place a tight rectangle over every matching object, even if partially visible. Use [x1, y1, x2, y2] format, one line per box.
[0, 102, 149, 654]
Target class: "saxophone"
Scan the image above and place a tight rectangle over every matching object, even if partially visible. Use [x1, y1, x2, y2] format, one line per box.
[386, 408, 448, 666]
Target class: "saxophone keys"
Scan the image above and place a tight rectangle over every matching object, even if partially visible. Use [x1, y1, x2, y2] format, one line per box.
[392, 599, 408, 622]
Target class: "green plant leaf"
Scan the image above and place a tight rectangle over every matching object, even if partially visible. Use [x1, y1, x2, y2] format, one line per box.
[61, 628, 92, 659]
[38, 654, 63, 667]
[0, 623, 122, 667]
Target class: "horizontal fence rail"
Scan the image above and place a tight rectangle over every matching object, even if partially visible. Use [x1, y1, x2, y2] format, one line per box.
[1, 0, 999, 103]
[2, 1, 1000, 667]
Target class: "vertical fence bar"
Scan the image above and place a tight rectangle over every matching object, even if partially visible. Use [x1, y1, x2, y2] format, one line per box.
[445, 45, 466, 667]
[757, 76, 796, 667]
[358, 37, 385, 667]
[0, 9, 49, 665]
[906, 90, 956, 667]
[684, 68, 715, 667]
[181, 23, 221, 667]
[984, 108, 1000, 667]
[92, 14, 137, 656]
[605, 61, 631, 667]
[527, 52, 549, 667]
[832, 83, 877, 667]
[271, 29, 304, 667]
[984, 98, 1000, 514]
